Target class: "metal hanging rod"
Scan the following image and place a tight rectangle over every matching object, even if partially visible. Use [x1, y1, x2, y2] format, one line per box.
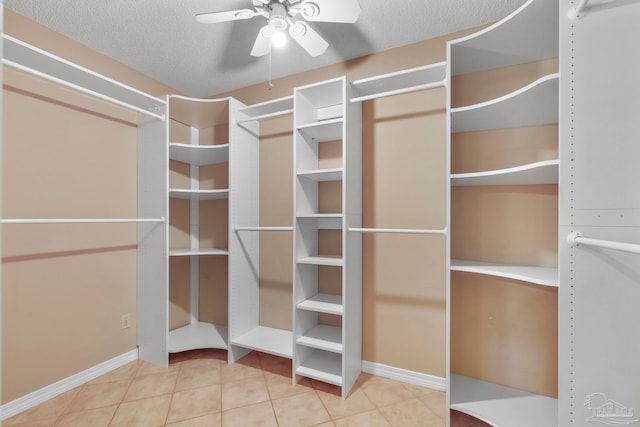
[234, 226, 293, 232]
[1, 217, 166, 224]
[2, 59, 166, 121]
[568, 0, 590, 19]
[348, 227, 447, 235]
[567, 232, 640, 254]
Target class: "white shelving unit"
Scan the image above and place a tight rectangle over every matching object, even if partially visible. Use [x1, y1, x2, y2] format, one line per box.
[447, 0, 559, 425]
[229, 96, 294, 362]
[293, 76, 362, 398]
[167, 95, 236, 354]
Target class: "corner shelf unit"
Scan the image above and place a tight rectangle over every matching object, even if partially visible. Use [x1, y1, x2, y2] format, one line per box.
[446, 0, 559, 425]
[229, 95, 294, 362]
[293, 76, 362, 397]
[167, 95, 238, 355]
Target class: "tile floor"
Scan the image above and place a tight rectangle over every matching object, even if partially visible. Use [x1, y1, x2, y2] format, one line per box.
[3, 349, 490, 427]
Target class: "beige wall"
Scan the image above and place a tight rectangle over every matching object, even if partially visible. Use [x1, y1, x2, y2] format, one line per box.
[1, 9, 179, 403]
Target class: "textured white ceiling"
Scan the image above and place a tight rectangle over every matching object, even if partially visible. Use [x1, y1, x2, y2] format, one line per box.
[4, 0, 527, 97]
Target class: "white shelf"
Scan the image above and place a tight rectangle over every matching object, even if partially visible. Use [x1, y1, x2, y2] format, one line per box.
[451, 259, 558, 287]
[449, 0, 558, 75]
[451, 74, 558, 133]
[169, 248, 229, 257]
[297, 255, 344, 267]
[168, 322, 228, 353]
[169, 189, 229, 200]
[451, 160, 559, 186]
[297, 325, 343, 353]
[231, 326, 293, 359]
[2, 34, 165, 121]
[237, 96, 294, 122]
[350, 62, 447, 102]
[296, 118, 343, 142]
[450, 374, 558, 427]
[296, 213, 343, 219]
[296, 350, 343, 386]
[297, 294, 343, 315]
[169, 143, 229, 166]
[297, 168, 343, 182]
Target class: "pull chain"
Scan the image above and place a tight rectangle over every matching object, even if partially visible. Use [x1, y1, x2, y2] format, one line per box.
[268, 46, 274, 90]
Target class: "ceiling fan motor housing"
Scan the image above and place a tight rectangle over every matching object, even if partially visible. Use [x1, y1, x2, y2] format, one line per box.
[268, 2, 288, 31]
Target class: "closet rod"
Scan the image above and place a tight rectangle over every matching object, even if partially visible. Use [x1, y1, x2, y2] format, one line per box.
[1, 217, 166, 224]
[234, 226, 293, 232]
[568, 0, 590, 19]
[2, 59, 166, 121]
[567, 232, 640, 254]
[348, 227, 447, 235]
[350, 80, 446, 103]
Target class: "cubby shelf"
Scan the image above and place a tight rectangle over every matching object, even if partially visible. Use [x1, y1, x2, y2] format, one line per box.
[297, 255, 344, 267]
[231, 326, 293, 359]
[297, 325, 343, 353]
[451, 159, 559, 186]
[450, 374, 558, 427]
[297, 168, 344, 182]
[169, 189, 229, 200]
[296, 119, 343, 141]
[350, 62, 446, 102]
[451, 259, 558, 287]
[169, 143, 229, 166]
[297, 294, 344, 315]
[169, 248, 229, 257]
[296, 351, 343, 386]
[168, 322, 228, 353]
[451, 74, 559, 133]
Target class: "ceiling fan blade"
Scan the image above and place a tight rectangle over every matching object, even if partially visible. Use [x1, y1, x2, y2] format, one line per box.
[251, 26, 272, 57]
[196, 9, 257, 24]
[289, 21, 328, 57]
[300, 0, 361, 23]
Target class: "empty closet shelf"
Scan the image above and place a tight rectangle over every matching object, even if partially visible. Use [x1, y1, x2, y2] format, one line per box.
[169, 143, 229, 166]
[297, 255, 344, 266]
[296, 118, 343, 142]
[297, 168, 343, 181]
[450, 374, 558, 427]
[168, 322, 228, 353]
[451, 259, 558, 287]
[296, 351, 342, 386]
[231, 326, 293, 359]
[297, 325, 342, 353]
[297, 294, 343, 315]
[169, 248, 229, 256]
[169, 189, 229, 200]
[451, 160, 559, 186]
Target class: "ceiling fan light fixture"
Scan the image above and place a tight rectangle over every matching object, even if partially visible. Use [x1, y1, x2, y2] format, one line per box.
[271, 30, 287, 48]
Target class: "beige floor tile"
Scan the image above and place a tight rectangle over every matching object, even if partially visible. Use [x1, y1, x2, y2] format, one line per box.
[165, 413, 222, 427]
[166, 385, 222, 424]
[221, 375, 270, 411]
[3, 388, 80, 425]
[450, 410, 490, 427]
[110, 394, 172, 427]
[264, 372, 315, 400]
[312, 423, 336, 427]
[123, 370, 179, 402]
[316, 387, 375, 420]
[272, 391, 331, 427]
[87, 362, 140, 385]
[67, 380, 130, 412]
[258, 353, 293, 376]
[220, 354, 263, 383]
[136, 360, 180, 377]
[174, 359, 221, 392]
[2, 417, 58, 427]
[53, 405, 117, 427]
[221, 401, 278, 427]
[333, 409, 392, 427]
[360, 378, 415, 408]
[378, 399, 444, 427]
[421, 389, 446, 419]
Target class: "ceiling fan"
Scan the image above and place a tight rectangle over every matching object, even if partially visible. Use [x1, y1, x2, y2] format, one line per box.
[196, 0, 362, 57]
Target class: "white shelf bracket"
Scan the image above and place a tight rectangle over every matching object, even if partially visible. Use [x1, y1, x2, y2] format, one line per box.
[568, 0, 590, 19]
[567, 232, 640, 254]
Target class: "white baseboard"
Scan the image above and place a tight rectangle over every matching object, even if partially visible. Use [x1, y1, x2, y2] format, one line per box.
[362, 360, 446, 392]
[0, 349, 138, 421]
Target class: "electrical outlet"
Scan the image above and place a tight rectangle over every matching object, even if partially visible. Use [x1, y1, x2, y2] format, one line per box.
[121, 313, 131, 329]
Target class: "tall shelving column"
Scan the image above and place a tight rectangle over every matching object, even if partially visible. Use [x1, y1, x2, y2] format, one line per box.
[446, 0, 559, 425]
[166, 96, 234, 355]
[228, 96, 293, 363]
[293, 76, 362, 398]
